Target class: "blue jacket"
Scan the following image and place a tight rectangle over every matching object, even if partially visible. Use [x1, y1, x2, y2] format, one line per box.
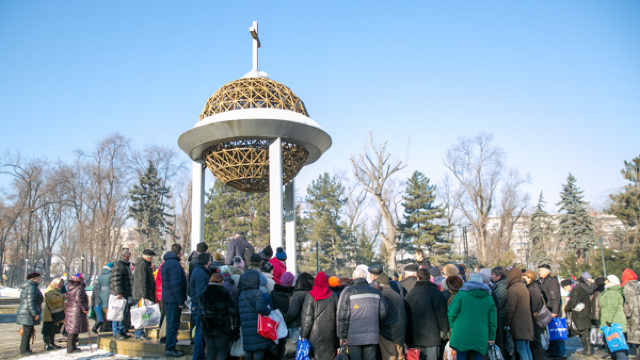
[161, 251, 187, 304]
[96, 266, 111, 308]
[238, 270, 272, 351]
[189, 264, 210, 310]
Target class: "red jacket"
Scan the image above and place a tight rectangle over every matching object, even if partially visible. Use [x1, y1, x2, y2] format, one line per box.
[269, 258, 286, 285]
[155, 262, 163, 302]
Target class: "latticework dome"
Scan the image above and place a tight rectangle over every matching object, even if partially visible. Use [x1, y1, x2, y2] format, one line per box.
[199, 77, 308, 120]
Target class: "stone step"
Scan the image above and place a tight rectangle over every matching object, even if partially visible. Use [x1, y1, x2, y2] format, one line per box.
[98, 334, 193, 357]
[146, 327, 192, 340]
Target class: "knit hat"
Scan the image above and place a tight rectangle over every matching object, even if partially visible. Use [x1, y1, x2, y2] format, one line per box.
[607, 275, 621, 285]
[260, 261, 274, 273]
[250, 254, 262, 263]
[262, 245, 273, 258]
[561, 279, 573, 287]
[579, 271, 592, 281]
[233, 256, 245, 269]
[468, 273, 483, 284]
[196, 242, 208, 253]
[275, 247, 287, 261]
[27, 272, 41, 280]
[281, 272, 295, 287]
[595, 276, 606, 287]
[198, 253, 210, 265]
[443, 264, 460, 277]
[446, 275, 464, 291]
[328, 276, 341, 288]
[106, 262, 114, 268]
[142, 249, 156, 256]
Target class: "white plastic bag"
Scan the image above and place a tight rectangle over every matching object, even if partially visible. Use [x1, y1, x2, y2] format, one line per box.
[106, 295, 126, 321]
[269, 309, 288, 340]
[444, 341, 456, 360]
[130, 301, 161, 329]
[230, 330, 245, 357]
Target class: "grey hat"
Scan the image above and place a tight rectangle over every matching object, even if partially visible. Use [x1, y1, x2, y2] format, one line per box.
[368, 264, 384, 276]
[580, 271, 592, 281]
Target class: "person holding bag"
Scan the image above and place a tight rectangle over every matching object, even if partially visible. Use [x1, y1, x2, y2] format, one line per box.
[523, 271, 548, 360]
[238, 269, 272, 360]
[564, 272, 595, 356]
[599, 275, 628, 360]
[300, 272, 338, 360]
[17, 272, 44, 355]
[133, 249, 156, 341]
[43, 277, 65, 350]
[65, 274, 90, 354]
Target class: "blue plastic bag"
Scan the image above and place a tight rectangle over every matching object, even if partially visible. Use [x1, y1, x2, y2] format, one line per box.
[547, 318, 569, 341]
[94, 304, 104, 323]
[296, 339, 310, 360]
[601, 324, 629, 352]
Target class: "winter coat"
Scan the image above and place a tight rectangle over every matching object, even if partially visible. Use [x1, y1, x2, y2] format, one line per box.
[405, 280, 449, 348]
[43, 284, 65, 323]
[288, 289, 309, 328]
[226, 236, 253, 265]
[301, 292, 338, 360]
[591, 288, 604, 325]
[133, 257, 155, 302]
[526, 280, 545, 329]
[565, 279, 592, 331]
[448, 281, 497, 355]
[238, 270, 272, 352]
[222, 274, 239, 301]
[400, 276, 418, 294]
[540, 274, 562, 317]
[260, 271, 276, 293]
[269, 258, 286, 285]
[505, 268, 534, 341]
[337, 278, 388, 345]
[161, 251, 187, 304]
[189, 264, 210, 310]
[96, 266, 112, 308]
[64, 280, 89, 334]
[109, 257, 132, 298]
[379, 279, 407, 345]
[623, 278, 640, 344]
[600, 285, 627, 332]
[17, 280, 44, 326]
[270, 284, 294, 315]
[492, 277, 508, 320]
[199, 282, 238, 334]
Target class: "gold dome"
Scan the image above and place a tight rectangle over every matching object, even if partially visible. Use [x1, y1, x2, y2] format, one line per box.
[199, 77, 308, 120]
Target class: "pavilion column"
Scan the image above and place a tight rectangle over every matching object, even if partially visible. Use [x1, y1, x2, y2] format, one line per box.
[191, 161, 205, 253]
[285, 181, 297, 275]
[269, 138, 284, 252]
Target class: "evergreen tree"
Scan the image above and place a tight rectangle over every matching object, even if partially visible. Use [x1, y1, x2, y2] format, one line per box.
[529, 192, 555, 266]
[400, 171, 451, 264]
[128, 160, 174, 256]
[304, 173, 347, 275]
[556, 173, 594, 262]
[203, 180, 269, 254]
[607, 155, 640, 247]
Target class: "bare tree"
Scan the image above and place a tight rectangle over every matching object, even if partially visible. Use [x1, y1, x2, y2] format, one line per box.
[444, 133, 504, 264]
[350, 133, 406, 272]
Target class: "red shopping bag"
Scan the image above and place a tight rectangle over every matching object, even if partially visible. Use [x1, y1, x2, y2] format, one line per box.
[258, 314, 279, 341]
[406, 347, 420, 360]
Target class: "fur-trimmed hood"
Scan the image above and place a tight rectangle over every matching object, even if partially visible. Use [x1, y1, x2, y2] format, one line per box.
[460, 280, 492, 296]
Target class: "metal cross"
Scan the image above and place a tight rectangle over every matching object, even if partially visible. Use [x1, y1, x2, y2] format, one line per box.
[249, 21, 261, 70]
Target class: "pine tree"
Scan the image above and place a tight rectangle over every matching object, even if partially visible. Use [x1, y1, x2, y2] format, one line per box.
[304, 173, 347, 275]
[556, 173, 594, 262]
[607, 155, 640, 247]
[128, 160, 174, 256]
[401, 171, 451, 264]
[529, 192, 555, 266]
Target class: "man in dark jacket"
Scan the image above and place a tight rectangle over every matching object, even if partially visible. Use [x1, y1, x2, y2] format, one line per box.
[401, 264, 419, 294]
[370, 264, 407, 360]
[190, 253, 211, 360]
[162, 243, 188, 357]
[337, 267, 387, 360]
[17, 272, 44, 355]
[132, 249, 156, 340]
[415, 249, 432, 269]
[110, 248, 132, 339]
[200, 273, 239, 360]
[565, 272, 595, 356]
[405, 268, 449, 360]
[539, 264, 565, 359]
[225, 231, 253, 265]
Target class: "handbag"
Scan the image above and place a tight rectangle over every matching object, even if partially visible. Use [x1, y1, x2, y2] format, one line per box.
[406, 347, 421, 360]
[47, 302, 66, 324]
[601, 324, 629, 352]
[534, 297, 553, 329]
[547, 318, 569, 341]
[258, 314, 279, 341]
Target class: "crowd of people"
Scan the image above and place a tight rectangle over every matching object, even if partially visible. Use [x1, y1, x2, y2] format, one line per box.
[15, 233, 640, 360]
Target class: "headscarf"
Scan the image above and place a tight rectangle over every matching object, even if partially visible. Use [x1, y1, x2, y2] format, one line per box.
[218, 265, 230, 277]
[308, 272, 332, 301]
[622, 269, 637, 287]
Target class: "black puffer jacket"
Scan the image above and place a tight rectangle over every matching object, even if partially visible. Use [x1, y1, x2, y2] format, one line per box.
[301, 292, 338, 360]
[286, 273, 314, 327]
[405, 280, 449, 347]
[133, 257, 155, 302]
[110, 257, 132, 298]
[17, 280, 43, 326]
[337, 278, 388, 345]
[271, 283, 294, 315]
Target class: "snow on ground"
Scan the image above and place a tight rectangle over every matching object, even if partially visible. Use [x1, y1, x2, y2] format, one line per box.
[21, 344, 138, 360]
[0, 287, 21, 297]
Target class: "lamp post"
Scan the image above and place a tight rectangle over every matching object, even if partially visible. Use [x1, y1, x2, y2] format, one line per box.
[599, 236, 607, 277]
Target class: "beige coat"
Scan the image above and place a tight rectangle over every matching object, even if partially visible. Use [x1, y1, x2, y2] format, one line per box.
[43, 285, 65, 323]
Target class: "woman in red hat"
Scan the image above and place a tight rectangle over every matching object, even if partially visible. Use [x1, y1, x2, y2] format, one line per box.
[17, 272, 44, 355]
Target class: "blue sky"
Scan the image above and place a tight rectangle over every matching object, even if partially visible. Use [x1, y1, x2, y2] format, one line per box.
[1, 1, 638, 213]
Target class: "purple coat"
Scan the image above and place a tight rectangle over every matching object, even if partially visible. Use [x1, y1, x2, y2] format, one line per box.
[64, 280, 89, 334]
